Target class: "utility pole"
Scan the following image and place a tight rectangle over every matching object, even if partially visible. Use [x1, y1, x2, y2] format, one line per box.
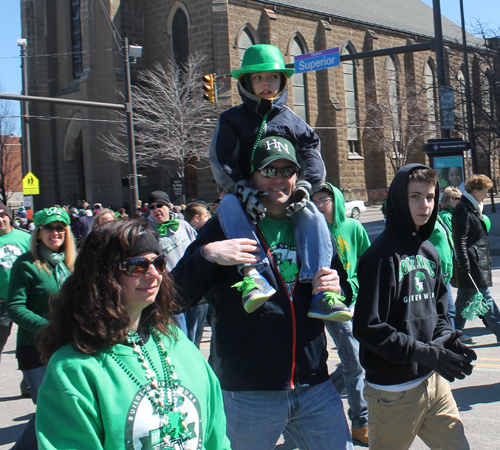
[98, 0, 141, 215]
[17, 38, 31, 176]
[123, 37, 140, 214]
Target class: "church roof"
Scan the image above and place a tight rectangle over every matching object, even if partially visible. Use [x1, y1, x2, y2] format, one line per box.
[256, 0, 482, 46]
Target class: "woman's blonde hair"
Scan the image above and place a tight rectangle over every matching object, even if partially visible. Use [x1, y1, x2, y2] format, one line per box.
[30, 224, 77, 273]
[465, 174, 493, 193]
[441, 186, 462, 210]
[91, 208, 117, 231]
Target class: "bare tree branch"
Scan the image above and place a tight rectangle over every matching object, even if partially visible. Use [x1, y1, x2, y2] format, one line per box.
[0, 94, 22, 204]
[100, 53, 222, 177]
[364, 74, 437, 173]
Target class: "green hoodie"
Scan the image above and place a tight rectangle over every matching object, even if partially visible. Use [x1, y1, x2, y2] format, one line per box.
[36, 326, 231, 450]
[428, 209, 455, 283]
[325, 184, 371, 303]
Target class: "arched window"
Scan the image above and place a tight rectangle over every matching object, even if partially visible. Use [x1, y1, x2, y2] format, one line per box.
[288, 36, 308, 121]
[425, 60, 438, 137]
[237, 28, 255, 63]
[70, 0, 82, 78]
[457, 70, 467, 138]
[386, 56, 401, 145]
[342, 44, 360, 155]
[172, 8, 189, 65]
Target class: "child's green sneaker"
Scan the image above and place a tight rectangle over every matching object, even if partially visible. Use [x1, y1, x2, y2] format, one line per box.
[308, 291, 352, 321]
[232, 274, 276, 313]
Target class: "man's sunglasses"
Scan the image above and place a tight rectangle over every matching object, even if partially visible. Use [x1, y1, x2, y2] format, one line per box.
[149, 203, 167, 210]
[259, 167, 297, 179]
[119, 254, 167, 276]
[41, 224, 67, 233]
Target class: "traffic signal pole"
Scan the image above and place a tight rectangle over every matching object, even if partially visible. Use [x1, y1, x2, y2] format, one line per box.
[432, 0, 451, 139]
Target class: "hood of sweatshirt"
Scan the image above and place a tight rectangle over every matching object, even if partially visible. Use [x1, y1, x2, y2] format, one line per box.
[237, 79, 289, 117]
[385, 163, 439, 242]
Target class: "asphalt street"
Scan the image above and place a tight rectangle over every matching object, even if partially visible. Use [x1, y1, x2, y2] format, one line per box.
[1, 204, 499, 449]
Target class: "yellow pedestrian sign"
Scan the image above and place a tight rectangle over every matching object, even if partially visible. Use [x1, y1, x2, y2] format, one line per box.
[22, 172, 40, 195]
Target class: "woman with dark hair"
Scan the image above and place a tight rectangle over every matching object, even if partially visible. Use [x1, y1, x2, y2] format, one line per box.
[35, 220, 230, 450]
[7, 207, 77, 449]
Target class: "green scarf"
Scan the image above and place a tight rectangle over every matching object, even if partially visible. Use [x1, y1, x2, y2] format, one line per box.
[155, 218, 179, 237]
[39, 244, 71, 288]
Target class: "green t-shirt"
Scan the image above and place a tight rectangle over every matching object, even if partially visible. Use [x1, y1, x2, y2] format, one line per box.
[0, 228, 31, 301]
[258, 217, 298, 293]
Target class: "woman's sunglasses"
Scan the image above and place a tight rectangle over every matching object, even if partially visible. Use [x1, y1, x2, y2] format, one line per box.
[119, 254, 167, 276]
[259, 166, 297, 179]
[41, 224, 67, 233]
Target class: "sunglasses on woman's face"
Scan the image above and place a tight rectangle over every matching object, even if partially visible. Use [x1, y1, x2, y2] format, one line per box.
[119, 254, 167, 277]
[259, 166, 297, 179]
[42, 224, 67, 233]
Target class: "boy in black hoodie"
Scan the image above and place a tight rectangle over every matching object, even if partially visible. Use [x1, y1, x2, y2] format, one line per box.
[353, 164, 476, 450]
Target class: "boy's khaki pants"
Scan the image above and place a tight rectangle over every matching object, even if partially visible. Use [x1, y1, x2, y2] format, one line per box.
[364, 372, 469, 450]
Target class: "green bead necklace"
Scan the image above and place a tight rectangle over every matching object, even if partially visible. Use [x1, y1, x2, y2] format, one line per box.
[107, 327, 191, 449]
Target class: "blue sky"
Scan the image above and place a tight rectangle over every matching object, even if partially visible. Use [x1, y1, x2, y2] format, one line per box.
[0, 1, 499, 130]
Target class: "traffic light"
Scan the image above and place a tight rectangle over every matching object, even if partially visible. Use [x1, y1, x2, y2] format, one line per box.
[202, 74, 216, 102]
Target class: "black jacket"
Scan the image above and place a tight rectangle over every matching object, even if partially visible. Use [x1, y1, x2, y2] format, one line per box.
[353, 164, 452, 386]
[209, 82, 325, 191]
[171, 217, 352, 391]
[451, 195, 492, 289]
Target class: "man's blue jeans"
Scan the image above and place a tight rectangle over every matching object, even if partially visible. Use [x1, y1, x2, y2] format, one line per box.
[325, 319, 368, 429]
[218, 194, 333, 281]
[446, 282, 456, 330]
[13, 365, 47, 450]
[455, 287, 500, 338]
[222, 380, 353, 450]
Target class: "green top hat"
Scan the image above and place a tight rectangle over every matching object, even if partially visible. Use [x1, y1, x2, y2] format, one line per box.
[232, 44, 295, 79]
[253, 136, 300, 171]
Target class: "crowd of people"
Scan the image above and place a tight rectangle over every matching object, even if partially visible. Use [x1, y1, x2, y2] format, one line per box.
[0, 43, 499, 450]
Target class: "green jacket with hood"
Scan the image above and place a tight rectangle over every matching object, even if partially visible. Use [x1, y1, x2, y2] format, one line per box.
[325, 184, 370, 304]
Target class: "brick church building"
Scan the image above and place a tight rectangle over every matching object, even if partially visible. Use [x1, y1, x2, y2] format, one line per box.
[21, 0, 491, 209]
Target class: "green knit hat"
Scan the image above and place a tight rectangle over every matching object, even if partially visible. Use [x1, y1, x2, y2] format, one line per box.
[34, 207, 71, 227]
[232, 44, 295, 79]
[252, 136, 300, 171]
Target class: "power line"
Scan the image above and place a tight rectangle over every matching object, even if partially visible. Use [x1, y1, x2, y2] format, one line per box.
[0, 114, 122, 124]
[0, 48, 119, 60]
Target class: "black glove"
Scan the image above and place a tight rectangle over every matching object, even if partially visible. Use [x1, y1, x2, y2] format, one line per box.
[233, 181, 268, 224]
[430, 330, 477, 362]
[429, 330, 463, 349]
[286, 180, 311, 217]
[412, 341, 474, 382]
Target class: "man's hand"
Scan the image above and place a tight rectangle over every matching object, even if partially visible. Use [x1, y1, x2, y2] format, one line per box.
[312, 267, 341, 295]
[430, 330, 477, 362]
[233, 181, 268, 224]
[286, 180, 311, 216]
[413, 341, 474, 382]
[202, 239, 261, 266]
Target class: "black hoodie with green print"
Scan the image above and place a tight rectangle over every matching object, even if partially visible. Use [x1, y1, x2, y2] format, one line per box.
[353, 164, 452, 386]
